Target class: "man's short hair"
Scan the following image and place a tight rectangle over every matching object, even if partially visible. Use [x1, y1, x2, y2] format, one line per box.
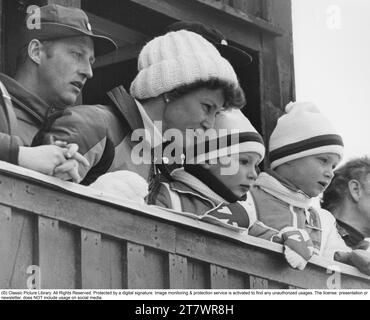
[322, 156, 370, 211]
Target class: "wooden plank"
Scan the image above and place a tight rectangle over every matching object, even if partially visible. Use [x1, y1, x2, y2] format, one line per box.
[228, 0, 263, 19]
[0, 205, 12, 288]
[210, 264, 228, 289]
[228, 271, 247, 289]
[56, 223, 78, 288]
[0, 173, 177, 254]
[1, 168, 370, 289]
[145, 247, 167, 288]
[124, 242, 167, 288]
[37, 217, 78, 289]
[168, 254, 187, 289]
[0, 0, 4, 72]
[249, 275, 268, 289]
[261, 0, 273, 21]
[81, 229, 103, 289]
[101, 236, 124, 289]
[7, 209, 34, 289]
[94, 44, 144, 69]
[37, 216, 61, 288]
[191, 0, 283, 34]
[268, 280, 289, 289]
[187, 260, 209, 289]
[87, 13, 148, 47]
[259, 0, 295, 159]
[123, 242, 146, 289]
[130, 0, 263, 51]
[174, 227, 370, 289]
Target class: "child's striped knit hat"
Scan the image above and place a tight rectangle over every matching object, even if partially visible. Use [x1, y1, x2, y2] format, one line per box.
[186, 109, 265, 164]
[269, 101, 344, 169]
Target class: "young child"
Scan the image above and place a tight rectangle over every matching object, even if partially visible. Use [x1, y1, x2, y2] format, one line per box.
[240, 101, 370, 274]
[147, 109, 264, 220]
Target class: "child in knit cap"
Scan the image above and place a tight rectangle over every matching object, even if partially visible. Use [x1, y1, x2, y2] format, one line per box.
[237, 101, 370, 274]
[147, 109, 264, 222]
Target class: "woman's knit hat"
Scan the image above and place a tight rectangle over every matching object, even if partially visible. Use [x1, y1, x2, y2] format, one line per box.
[186, 109, 265, 164]
[130, 30, 239, 99]
[269, 101, 344, 170]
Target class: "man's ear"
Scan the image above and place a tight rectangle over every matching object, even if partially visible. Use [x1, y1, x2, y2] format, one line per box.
[348, 179, 362, 202]
[27, 39, 43, 65]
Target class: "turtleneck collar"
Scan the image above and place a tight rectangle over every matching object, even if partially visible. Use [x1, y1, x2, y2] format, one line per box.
[184, 164, 243, 203]
[254, 170, 313, 210]
[0, 73, 51, 123]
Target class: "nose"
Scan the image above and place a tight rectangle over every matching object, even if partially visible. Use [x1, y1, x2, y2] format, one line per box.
[324, 167, 334, 180]
[247, 167, 258, 181]
[80, 59, 93, 79]
[201, 113, 217, 130]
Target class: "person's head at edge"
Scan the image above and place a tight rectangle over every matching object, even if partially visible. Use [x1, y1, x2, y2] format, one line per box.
[322, 156, 370, 236]
[14, 4, 117, 108]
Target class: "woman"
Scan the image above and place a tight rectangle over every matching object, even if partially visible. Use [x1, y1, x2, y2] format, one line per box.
[91, 29, 247, 201]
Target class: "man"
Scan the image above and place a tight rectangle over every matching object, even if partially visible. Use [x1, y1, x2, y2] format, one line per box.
[0, 4, 117, 182]
[322, 156, 370, 250]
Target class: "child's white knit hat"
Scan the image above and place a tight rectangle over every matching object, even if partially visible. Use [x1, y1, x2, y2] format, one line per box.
[186, 109, 265, 164]
[269, 101, 344, 169]
[130, 30, 239, 99]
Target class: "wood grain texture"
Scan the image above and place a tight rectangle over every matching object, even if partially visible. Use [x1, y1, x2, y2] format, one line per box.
[169, 254, 188, 289]
[81, 229, 103, 289]
[210, 264, 228, 289]
[1, 168, 370, 289]
[249, 275, 268, 289]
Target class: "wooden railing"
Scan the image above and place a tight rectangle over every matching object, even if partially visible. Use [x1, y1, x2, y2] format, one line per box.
[1, 161, 370, 289]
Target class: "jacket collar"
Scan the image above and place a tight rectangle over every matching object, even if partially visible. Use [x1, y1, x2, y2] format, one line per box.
[254, 170, 313, 210]
[170, 168, 226, 206]
[0, 73, 50, 123]
[107, 85, 144, 131]
[184, 164, 242, 203]
[336, 219, 365, 247]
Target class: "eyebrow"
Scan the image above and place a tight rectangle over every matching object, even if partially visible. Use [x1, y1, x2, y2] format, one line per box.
[203, 99, 222, 111]
[73, 44, 96, 64]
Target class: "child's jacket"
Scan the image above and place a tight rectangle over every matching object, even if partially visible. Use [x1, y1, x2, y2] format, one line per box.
[248, 171, 351, 259]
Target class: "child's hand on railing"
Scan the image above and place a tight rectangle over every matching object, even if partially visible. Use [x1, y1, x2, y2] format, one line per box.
[275, 227, 314, 270]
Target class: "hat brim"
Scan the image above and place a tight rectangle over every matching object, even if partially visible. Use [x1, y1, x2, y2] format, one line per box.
[23, 23, 117, 57]
[215, 42, 253, 72]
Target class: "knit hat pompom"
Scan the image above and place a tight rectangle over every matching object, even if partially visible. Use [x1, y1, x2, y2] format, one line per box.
[186, 109, 265, 164]
[269, 101, 344, 170]
[130, 30, 240, 99]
